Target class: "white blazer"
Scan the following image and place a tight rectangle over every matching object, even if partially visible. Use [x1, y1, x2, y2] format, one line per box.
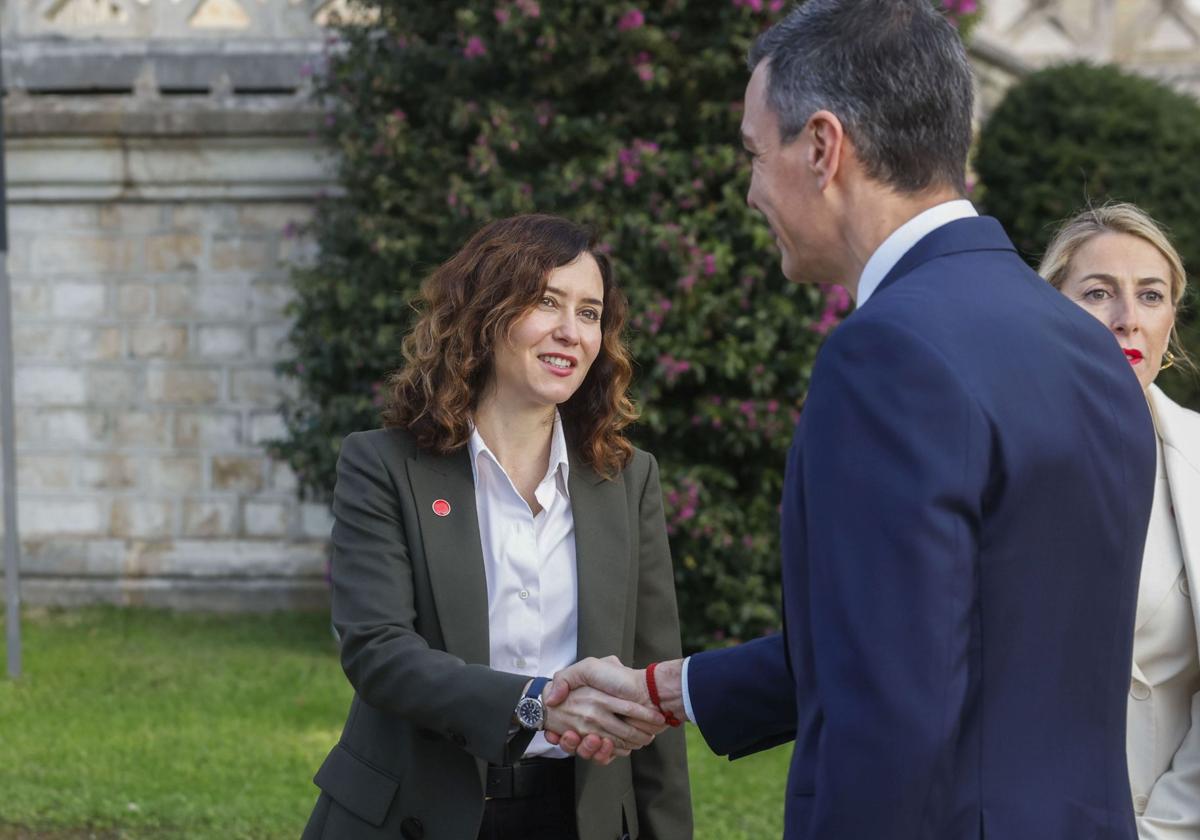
[1133, 385, 1200, 839]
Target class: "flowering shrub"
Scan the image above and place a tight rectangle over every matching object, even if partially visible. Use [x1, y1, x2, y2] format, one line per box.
[277, 0, 979, 649]
[975, 62, 1200, 410]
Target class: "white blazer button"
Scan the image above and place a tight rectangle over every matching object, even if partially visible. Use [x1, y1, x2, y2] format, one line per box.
[519, 589, 530, 600]
[1133, 794, 1149, 814]
[1130, 680, 1152, 701]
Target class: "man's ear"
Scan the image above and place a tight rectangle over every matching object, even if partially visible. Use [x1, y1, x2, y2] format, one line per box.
[805, 110, 845, 191]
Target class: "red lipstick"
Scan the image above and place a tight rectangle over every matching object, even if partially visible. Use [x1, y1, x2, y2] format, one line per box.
[1123, 348, 1143, 365]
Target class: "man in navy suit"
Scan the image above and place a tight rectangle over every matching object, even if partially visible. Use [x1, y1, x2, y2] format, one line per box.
[545, 0, 1157, 837]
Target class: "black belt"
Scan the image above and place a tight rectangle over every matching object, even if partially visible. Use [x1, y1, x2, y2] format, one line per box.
[485, 757, 573, 800]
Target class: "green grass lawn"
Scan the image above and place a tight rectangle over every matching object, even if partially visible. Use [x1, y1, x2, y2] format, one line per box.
[0, 608, 787, 839]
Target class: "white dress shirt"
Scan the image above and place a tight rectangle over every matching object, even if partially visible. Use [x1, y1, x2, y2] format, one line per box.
[681, 199, 980, 724]
[470, 413, 578, 758]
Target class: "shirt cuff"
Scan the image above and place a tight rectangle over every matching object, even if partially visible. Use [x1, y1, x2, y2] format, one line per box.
[681, 655, 696, 724]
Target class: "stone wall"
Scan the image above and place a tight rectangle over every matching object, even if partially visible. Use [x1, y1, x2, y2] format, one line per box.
[4, 91, 337, 609]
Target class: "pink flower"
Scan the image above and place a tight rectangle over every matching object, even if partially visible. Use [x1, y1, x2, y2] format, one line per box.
[494, 6, 510, 23]
[463, 36, 487, 59]
[516, 0, 540, 17]
[677, 274, 696, 292]
[769, 0, 784, 10]
[617, 8, 645, 31]
[636, 64, 654, 82]
[623, 168, 641, 187]
[702, 253, 717, 276]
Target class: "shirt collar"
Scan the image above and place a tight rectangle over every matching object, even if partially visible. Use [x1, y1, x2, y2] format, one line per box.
[855, 199, 978, 308]
[468, 410, 571, 498]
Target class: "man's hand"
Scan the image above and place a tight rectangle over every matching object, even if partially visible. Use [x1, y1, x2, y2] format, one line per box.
[542, 656, 686, 765]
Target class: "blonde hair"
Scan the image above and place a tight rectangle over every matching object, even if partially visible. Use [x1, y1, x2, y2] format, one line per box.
[1039, 202, 1194, 373]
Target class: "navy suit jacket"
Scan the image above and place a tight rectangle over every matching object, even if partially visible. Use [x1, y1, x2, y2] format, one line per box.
[688, 217, 1156, 839]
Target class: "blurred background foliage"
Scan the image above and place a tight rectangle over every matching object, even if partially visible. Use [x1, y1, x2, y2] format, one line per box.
[975, 61, 1200, 409]
[273, 0, 979, 650]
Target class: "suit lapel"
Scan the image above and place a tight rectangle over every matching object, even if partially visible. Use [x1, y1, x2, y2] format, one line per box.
[1149, 386, 1200, 640]
[406, 447, 491, 666]
[570, 453, 631, 660]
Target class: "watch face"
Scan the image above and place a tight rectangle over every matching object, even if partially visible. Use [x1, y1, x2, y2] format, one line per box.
[517, 696, 543, 730]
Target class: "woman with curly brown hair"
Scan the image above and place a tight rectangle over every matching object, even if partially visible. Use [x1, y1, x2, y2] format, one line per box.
[302, 214, 692, 840]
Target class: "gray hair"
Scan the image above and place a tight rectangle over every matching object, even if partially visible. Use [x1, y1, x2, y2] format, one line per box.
[749, 0, 974, 195]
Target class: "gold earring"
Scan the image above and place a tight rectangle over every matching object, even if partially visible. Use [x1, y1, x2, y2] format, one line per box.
[1161, 351, 1176, 372]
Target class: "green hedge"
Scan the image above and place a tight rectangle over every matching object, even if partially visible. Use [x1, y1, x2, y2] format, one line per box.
[975, 62, 1200, 409]
[275, 0, 979, 649]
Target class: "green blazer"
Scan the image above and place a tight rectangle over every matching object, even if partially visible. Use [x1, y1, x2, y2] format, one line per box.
[303, 428, 692, 840]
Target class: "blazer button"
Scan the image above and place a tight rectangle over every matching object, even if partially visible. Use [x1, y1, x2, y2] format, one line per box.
[401, 816, 424, 839]
[1133, 794, 1149, 815]
[1130, 680, 1151, 701]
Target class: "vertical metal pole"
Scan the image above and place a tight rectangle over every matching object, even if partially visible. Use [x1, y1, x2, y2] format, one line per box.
[0, 37, 22, 679]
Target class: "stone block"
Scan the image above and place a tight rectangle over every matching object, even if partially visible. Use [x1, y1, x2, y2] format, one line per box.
[249, 411, 286, 445]
[15, 366, 88, 405]
[129, 325, 189, 359]
[174, 411, 241, 448]
[146, 368, 221, 405]
[11, 282, 49, 316]
[20, 539, 126, 577]
[78, 328, 124, 361]
[238, 204, 313, 232]
[32, 235, 137, 275]
[146, 233, 203, 273]
[181, 497, 237, 537]
[155, 283, 194, 317]
[269, 461, 299, 493]
[196, 325, 249, 358]
[110, 499, 173, 539]
[250, 280, 294, 318]
[230, 368, 290, 404]
[18, 327, 122, 362]
[19, 498, 106, 536]
[211, 455, 264, 492]
[243, 499, 290, 537]
[253, 323, 293, 360]
[13, 326, 62, 360]
[279, 233, 319, 269]
[51, 282, 108, 318]
[17, 454, 74, 490]
[300, 502, 334, 539]
[155, 539, 326, 577]
[116, 284, 154, 317]
[144, 456, 203, 493]
[87, 368, 141, 405]
[114, 410, 172, 447]
[18, 408, 109, 447]
[79, 455, 139, 490]
[12, 205, 97, 231]
[98, 205, 164, 232]
[196, 283, 253, 319]
[212, 237, 274, 272]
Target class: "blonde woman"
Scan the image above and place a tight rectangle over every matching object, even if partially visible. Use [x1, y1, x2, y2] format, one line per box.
[1041, 203, 1200, 839]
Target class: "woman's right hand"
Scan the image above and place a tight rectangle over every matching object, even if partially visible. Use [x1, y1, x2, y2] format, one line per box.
[543, 682, 665, 757]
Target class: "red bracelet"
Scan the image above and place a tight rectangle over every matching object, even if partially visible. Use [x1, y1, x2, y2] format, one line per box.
[645, 662, 682, 727]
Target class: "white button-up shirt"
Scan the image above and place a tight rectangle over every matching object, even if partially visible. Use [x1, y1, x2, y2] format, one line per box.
[469, 412, 578, 758]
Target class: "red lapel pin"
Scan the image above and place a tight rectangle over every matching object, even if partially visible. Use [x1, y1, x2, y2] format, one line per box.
[432, 499, 451, 517]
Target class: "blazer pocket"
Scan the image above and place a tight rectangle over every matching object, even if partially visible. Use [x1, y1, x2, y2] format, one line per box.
[313, 743, 401, 828]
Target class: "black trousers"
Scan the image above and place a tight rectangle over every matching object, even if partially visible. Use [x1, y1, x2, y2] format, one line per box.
[477, 758, 579, 840]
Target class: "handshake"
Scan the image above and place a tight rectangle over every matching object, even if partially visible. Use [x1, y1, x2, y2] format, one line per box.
[539, 655, 687, 766]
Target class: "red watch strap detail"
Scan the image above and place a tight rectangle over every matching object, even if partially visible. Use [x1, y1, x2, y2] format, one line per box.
[645, 661, 682, 727]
